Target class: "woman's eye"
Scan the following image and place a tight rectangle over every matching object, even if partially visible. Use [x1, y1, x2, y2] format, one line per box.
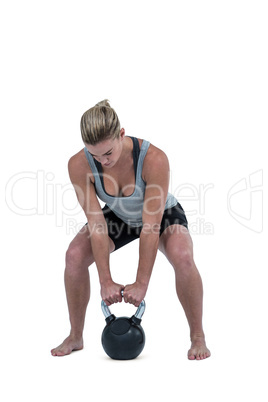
[106, 152, 112, 156]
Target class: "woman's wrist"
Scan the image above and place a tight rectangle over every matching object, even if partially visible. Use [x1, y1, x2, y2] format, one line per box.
[135, 278, 149, 289]
[99, 275, 113, 286]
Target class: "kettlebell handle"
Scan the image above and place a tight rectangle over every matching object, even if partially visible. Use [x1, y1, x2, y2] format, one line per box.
[101, 291, 146, 321]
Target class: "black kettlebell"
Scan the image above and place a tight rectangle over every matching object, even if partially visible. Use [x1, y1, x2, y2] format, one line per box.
[101, 293, 146, 360]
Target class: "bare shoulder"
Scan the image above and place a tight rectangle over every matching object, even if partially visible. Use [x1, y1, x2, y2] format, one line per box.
[68, 148, 87, 169]
[140, 139, 169, 181]
[68, 148, 94, 183]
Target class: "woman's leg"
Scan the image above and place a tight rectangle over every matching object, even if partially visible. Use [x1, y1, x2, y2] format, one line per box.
[51, 225, 115, 356]
[158, 225, 211, 360]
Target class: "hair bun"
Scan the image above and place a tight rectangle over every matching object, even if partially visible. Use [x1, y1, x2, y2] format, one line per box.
[81, 99, 120, 145]
[95, 99, 111, 108]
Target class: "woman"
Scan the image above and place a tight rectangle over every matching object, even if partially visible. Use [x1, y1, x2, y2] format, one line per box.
[51, 100, 211, 360]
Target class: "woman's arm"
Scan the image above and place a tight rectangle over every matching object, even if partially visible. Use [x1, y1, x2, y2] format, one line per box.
[123, 147, 170, 306]
[68, 153, 124, 305]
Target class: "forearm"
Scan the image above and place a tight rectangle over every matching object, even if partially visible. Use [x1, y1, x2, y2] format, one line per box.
[136, 230, 160, 287]
[89, 229, 112, 285]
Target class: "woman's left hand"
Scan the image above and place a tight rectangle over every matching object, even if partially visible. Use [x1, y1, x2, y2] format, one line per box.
[123, 282, 148, 307]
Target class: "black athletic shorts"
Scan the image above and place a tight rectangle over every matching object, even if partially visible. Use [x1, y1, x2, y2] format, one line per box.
[98, 202, 188, 251]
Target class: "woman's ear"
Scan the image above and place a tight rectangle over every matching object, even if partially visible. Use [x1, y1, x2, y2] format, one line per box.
[119, 128, 125, 141]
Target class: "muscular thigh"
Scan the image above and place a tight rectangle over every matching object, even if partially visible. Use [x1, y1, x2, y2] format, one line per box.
[158, 224, 193, 263]
[67, 224, 116, 267]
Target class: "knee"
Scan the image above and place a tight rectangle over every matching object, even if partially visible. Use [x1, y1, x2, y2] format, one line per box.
[168, 247, 195, 276]
[65, 243, 92, 273]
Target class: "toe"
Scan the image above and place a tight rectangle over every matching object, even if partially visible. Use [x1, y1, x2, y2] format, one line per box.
[188, 351, 196, 360]
[188, 356, 195, 360]
[51, 348, 63, 357]
[55, 351, 65, 356]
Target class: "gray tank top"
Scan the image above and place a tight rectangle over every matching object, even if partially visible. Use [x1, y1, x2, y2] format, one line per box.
[83, 137, 178, 227]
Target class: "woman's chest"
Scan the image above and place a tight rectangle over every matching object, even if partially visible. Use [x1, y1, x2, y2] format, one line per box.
[102, 164, 136, 197]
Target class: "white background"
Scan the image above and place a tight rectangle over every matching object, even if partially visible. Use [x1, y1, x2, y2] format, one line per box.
[1, 1, 267, 401]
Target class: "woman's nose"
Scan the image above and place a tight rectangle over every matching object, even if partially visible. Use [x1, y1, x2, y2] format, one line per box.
[99, 156, 108, 164]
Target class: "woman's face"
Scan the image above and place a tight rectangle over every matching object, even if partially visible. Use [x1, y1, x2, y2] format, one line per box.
[85, 129, 125, 168]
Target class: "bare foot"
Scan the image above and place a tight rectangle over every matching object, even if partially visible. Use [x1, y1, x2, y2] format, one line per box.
[188, 337, 211, 361]
[51, 335, 83, 357]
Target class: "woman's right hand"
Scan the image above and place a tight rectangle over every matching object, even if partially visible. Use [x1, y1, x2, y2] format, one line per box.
[101, 280, 124, 306]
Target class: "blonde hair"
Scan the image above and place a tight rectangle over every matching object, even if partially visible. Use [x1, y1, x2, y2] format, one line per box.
[80, 100, 121, 145]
